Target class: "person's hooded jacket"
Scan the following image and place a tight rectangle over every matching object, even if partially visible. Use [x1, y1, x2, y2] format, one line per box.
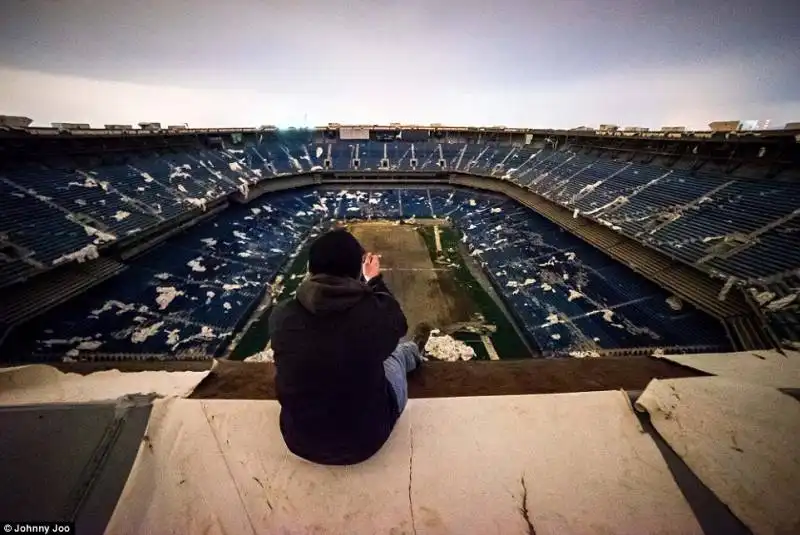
[269, 273, 408, 465]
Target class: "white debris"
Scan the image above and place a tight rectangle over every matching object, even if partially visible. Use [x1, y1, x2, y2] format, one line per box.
[576, 180, 602, 196]
[141, 172, 155, 183]
[652, 348, 665, 357]
[296, 211, 307, 216]
[702, 235, 726, 243]
[91, 300, 136, 316]
[583, 195, 629, 216]
[573, 209, 580, 218]
[233, 230, 248, 240]
[39, 336, 94, 348]
[83, 225, 117, 244]
[222, 283, 242, 291]
[112, 211, 131, 221]
[198, 326, 215, 339]
[229, 162, 243, 172]
[131, 322, 164, 344]
[315, 147, 324, 158]
[748, 289, 776, 306]
[200, 238, 217, 247]
[766, 293, 798, 311]
[155, 287, 185, 310]
[569, 351, 601, 358]
[251, 208, 262, 215]
[543, 313, 561, 327]
[602, 310, 615, 322]
[564, 252, 576, 261]
[153, 273, 171, 280]
[567, 290, 583, 301]
[223, 302, 232, 311]
[75, 176, 99, 188]
[665, 296, 683, 311]
[52, 245, 99, 266]
[469, 199, 477, 206]
[165, 329, 181, 347]
[541, 283, 553, 292]
[425, 331, 475, 362]
[244, 348, 275, 363]
[185, 198, 207, 211]
[551, 334, 561, 340]
[75, 199, 87, 206]
[470, 249, 483, 256]
[490, 208, 502, 213]
[187, 257, 207, 272]
[507, 281, 519, 288]
[177, 184, 188, 193]
[522, 278, 536, 287]
[75, 340, 103, 351]
[347, 207, 360, 212]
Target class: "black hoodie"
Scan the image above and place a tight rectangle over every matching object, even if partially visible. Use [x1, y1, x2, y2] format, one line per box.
[269, 273, 408, 465]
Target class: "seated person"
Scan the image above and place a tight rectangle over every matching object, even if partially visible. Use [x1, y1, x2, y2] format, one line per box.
[270, 229, 431, 465]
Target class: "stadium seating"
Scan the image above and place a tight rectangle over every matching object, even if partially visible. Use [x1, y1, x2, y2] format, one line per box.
[2, 136, 796, 356]
[3, 186, 732, 361]
[427, 190, 729, 355]
[4, 191, 317, 360]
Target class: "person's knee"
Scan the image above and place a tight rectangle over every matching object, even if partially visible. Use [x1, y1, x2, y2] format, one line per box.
[398, 340, 419, 355]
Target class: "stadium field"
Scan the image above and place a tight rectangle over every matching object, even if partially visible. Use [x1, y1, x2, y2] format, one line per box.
[350, 221, 474, 331]
[229, 220, 531, 361]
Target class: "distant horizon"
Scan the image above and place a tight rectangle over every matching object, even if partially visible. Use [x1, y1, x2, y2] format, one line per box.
[4, 120, 791, 133]
[3, 110, 789, 133]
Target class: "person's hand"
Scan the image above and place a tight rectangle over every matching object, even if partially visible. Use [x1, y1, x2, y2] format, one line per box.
[363, 252, 381, 281]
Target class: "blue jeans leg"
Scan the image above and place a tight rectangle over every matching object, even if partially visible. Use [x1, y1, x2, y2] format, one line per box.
[383, 341, 420, 414]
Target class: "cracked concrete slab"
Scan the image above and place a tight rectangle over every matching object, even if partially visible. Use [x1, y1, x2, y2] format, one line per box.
[106, 393, 701, 534]
[636, 377, 800, 535]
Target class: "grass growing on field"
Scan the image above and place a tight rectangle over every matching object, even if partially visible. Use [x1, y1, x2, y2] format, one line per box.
[417, 226, 531, 359]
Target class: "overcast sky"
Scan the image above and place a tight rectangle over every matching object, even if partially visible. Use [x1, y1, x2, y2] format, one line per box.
[1, 0, 798, 129]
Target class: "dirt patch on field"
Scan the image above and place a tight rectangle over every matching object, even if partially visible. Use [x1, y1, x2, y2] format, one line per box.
[349, 222, 475, 330]
[188, 357, 705, 400]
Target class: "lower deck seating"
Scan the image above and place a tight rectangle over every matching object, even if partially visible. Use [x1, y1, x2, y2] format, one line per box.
[3, 187, 732, 362]
[428, 190, 729, 355]
[2, 191, 320, 361]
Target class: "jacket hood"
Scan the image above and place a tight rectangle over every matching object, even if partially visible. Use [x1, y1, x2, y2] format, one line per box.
[296, 274, 370, 315]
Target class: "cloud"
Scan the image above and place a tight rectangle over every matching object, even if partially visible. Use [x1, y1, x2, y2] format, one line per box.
[2, 59, 798, 130]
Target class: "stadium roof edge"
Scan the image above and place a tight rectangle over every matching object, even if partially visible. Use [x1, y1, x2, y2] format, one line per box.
[2, 122, 799, 140]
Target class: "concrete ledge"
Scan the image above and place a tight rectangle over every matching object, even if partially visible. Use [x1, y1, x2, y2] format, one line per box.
[107, 393, 703, 534]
